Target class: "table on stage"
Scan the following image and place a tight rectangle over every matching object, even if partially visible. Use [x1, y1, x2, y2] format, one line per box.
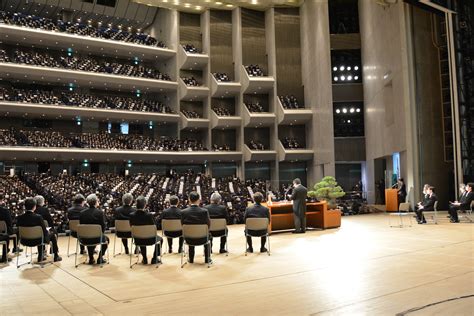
[264, 201, 342, 232]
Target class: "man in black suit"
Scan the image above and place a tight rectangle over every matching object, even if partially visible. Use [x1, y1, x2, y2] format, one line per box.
[205, 192, 229, 254]
[289, 178, 308, 234]
[415, 186, 437, 224]
[17, 197, 62, 262]
[129, 196, 162, 264]
[34, 195, 55, 232]
[67, 194, 86, 254]
[449, 183, 474, 223]
[244, 192, 270, 253]
[161, 195, 183, 253]
[79, 194, 108, 265]
[181, 191, 211, 264]
[114, 193, 135, 254]
[0, 193, 14, 262]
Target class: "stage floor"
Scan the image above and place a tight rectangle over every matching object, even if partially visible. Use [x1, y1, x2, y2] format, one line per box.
[1, 212, 473, 315]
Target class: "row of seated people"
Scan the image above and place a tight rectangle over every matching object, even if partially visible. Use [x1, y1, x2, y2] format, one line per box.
[245, 102, 265, 113]
[181, 77, 200, 87]
[281, 137, 303, 149]
[181, 110, 200, 119]
[0, 172, 277, 233]
[245, 64, 264, 77]
[182, 44, 200, 54]
[212, 73, 231, 82]
[0, 87, 173, 113]
[279, 95, 303, 109]
[0, 128, 206, 151]
[213, 107, 232, 116]
[0, 190, 271, 265]
[0, 11, 166, 47]
[247, 140, 266, 150]
[1, 48, 171, 81]
[212, 144, 231, 151]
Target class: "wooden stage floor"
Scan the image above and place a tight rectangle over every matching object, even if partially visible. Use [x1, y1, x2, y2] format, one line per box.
[1, 212, 473, 315]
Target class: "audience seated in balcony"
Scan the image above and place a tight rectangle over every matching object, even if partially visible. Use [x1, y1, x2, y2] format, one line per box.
[245, 64, 264, 77]
[279, 95, 303, 109]
[213, 73, 231, 82]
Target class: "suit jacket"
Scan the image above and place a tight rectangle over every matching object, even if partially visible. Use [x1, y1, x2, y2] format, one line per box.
[244, 203, 270, 221]
[291, 185, 308, 215]
[67, 204, 85, 221]
[114, 205, 136, 220]
[80, 207, 106, 232]
[422, 193, 437, 211]
[130, 209, 156, 226]
[0, 205, 14, 235]
[205, 204, 228, 220]
[17, 210, 48, 237]
[181, 205, 210, 226]
[162, 206, 182, 220]
[35, 206, 54, 227]
[460, 191, 474, 211]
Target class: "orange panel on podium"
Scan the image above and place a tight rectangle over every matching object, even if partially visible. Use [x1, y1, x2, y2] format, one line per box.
[385, 188, 398, 212]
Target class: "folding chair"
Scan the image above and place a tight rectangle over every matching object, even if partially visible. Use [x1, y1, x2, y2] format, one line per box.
[459, 201, 474, 223]
[210, 218, 228, 255]
[389, 202, 413, 227]
[424, 201, 438, 224]
[181, 224, 212, 268]
[67, 219, 80, 257]
[245, 218, 271, 256]
[161, 219, 182, 254]
[130, 225, 162, 268]
[113, 220, 132, 256]
[75, 224, 109, 268]
[0, 220, 17, 253]
[17, 226, 52, 268]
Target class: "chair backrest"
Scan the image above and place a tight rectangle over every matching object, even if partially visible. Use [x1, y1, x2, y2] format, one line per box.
[182, 224, 208, 239]
[44, 220, 49, 228]
[471, 200, 474, 211]
[398, 202, 410, 212]
[131, 225, 157, 239]
[115, 219, 131, 233]
[210, 218, 227, 231]
[434, 201, 438, 211]
[246, 218, 269, 231]
[69, 219, 80, 233]
[77, 224, 102, 239]
[19, 226, 43, 240]
[162, 219, 182, 232]
[0, 220, 7, 234]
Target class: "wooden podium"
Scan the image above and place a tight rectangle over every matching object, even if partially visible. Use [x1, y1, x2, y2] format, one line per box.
[385, 189, 399, 212]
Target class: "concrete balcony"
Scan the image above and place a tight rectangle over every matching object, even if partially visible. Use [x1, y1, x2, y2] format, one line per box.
[276, 98, 313, 125]
[210, 110, 242, 129]
[210, 74, 241, 98]
[243, 144, 277, 162]
[240, 65, 275, 94]
[242, 106, 276, 127]
[178, 78, 209, 101]
[276, 141, 314, 162]
[178, 45, 209, 70]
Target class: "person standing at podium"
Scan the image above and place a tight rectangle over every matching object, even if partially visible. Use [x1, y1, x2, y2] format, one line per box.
[289, 178, 308, 234]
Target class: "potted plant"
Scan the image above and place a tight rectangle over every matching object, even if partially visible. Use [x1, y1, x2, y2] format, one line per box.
[308, 176, 345, 209]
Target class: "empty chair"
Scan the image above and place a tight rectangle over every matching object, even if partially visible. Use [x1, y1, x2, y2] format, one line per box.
[130, 224, 162, 268]
[162, 219, 183, 254]
[459, 201, 474, 223]
[113, 219, 132, 257]
[17, 226, 52, 268]
[181, 224, 211, 268]
[75, 224, 109, 268]
[424, 201, 439, 224]
[245, 218, 270, 256]
[389, 202, 413, 228]
[0, 220, 17, 256]
[210, 218, 228, 255]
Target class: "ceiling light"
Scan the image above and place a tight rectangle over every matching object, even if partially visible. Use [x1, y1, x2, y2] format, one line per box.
[347, 119, 351, 123]
[347, 66, 351, 71]
[350, 108, 355, 113]
[354, 76, 359, 80]
[215, 1, 223, 4]
[334, 77, 338, 81]
[226, 4, 233, 7]
[347, 75, 353, 81]
[333, 66, 337, 71]
[342, 108, 347, 113]
[340, 76, 346, 81]
[356, 108, 361, 112]
[339, 66, 345, 71]
[336, 109, 340, 114]
[354, 66, 359, 71]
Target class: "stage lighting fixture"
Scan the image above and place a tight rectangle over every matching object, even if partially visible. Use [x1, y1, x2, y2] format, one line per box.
[340, 66, 345, 71]
[342, 108, 347, 113]
[336, 109, 340, 113]
[333, 66, 337, 71]
[347, 119, 351, 123]
[347, 75, 353, 81]
[354, 76, 359, 80]
[354, 66, 359, 70]
[347, 66, 351, 71]
[350, 108, 355, 113]
[341, 76, 346, 81]
[334, 76, 339, 81]
[356, 108, 361, 112]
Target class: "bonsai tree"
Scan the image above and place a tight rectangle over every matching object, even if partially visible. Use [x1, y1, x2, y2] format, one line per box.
[308, 176, 345, 209]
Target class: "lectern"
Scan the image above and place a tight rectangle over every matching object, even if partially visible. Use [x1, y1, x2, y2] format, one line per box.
[385, 189, 398, 212]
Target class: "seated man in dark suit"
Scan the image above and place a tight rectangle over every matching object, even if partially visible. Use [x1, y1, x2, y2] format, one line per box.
[17, 197, 62, 262]
[79, 194, 109, 265]
[67, 194, 86, 254]
[181, 191, 211, 264]
[0, 193, 21, 262]
[244, 192, 270, 253]
[415, 186, 437, 224]
[161, 195, 183, 253]
[34, 195, 55, 232]
[205, 192, 228, 254]
[449, 182, 474, 223]
[114, 193, 135, 254]
[129, 196, 162, 264]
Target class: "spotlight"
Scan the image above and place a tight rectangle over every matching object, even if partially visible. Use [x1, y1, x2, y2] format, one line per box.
[350, 108, 355, 113]
[356, 108, 361, 113]
[354, 66, 359, 71]
[347, 119, 351, 123]
[341, 76, 346, 81]
[347, 66, 351, 71]
[333, 66, 337, 71]
[336, 109, 341, 114]
[347, 75, 353, 81]
[334, 76, 339, 81]
[339, 66, 345, 71]
[354, 76, 359, 80]
[342, 108, 347, 113]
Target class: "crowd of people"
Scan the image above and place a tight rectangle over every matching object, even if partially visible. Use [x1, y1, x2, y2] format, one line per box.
[1, 47, 172, 81]
[181, 109, 201, 119]
[0, 128, 206, 151]
[0, 86, 173, 113]
[213, 72, 231, 82]
[281, 137, 303, 149]
[245, 64, 264, 77]
[212, 144, 231, 151]
[247, 140, 266, 150]
[245, 102, 265, 113]
[181, 76, 200, 86]
[182, 44, 200, 54]
[212, 106, 232, 116]
[0, 11, 166, 48]
[279, 95, 303, 109]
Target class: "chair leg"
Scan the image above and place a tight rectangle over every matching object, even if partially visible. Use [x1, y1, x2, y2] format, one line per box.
[226, 234, 229, 257]
[113, 234, 117, 257]
[267, 235, 271, 256]
[129, 242, 133, 269]
[16, 245, 20, 268]
[67, 234, 70, 257]
[245, 235, 248, 256]
[181, 244, 186, 268]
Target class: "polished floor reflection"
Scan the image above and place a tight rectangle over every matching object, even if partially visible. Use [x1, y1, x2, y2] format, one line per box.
[1, 212, 473, 315]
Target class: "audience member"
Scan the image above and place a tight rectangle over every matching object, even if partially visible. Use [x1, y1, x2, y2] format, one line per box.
[244, 192, 270, 253]
[415, 186, 437, 224]
[205, 192, 228, 254]
[449, 183, 474, 223]
[79, 194, 108, 264]
[114, 193, 136, 254]
[245, 64, 264, 77]
[213, 72, 231, 82]
[161, 195, 183, 253]
[279, 95, 303, 109]
[67, 194, 86, 254]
